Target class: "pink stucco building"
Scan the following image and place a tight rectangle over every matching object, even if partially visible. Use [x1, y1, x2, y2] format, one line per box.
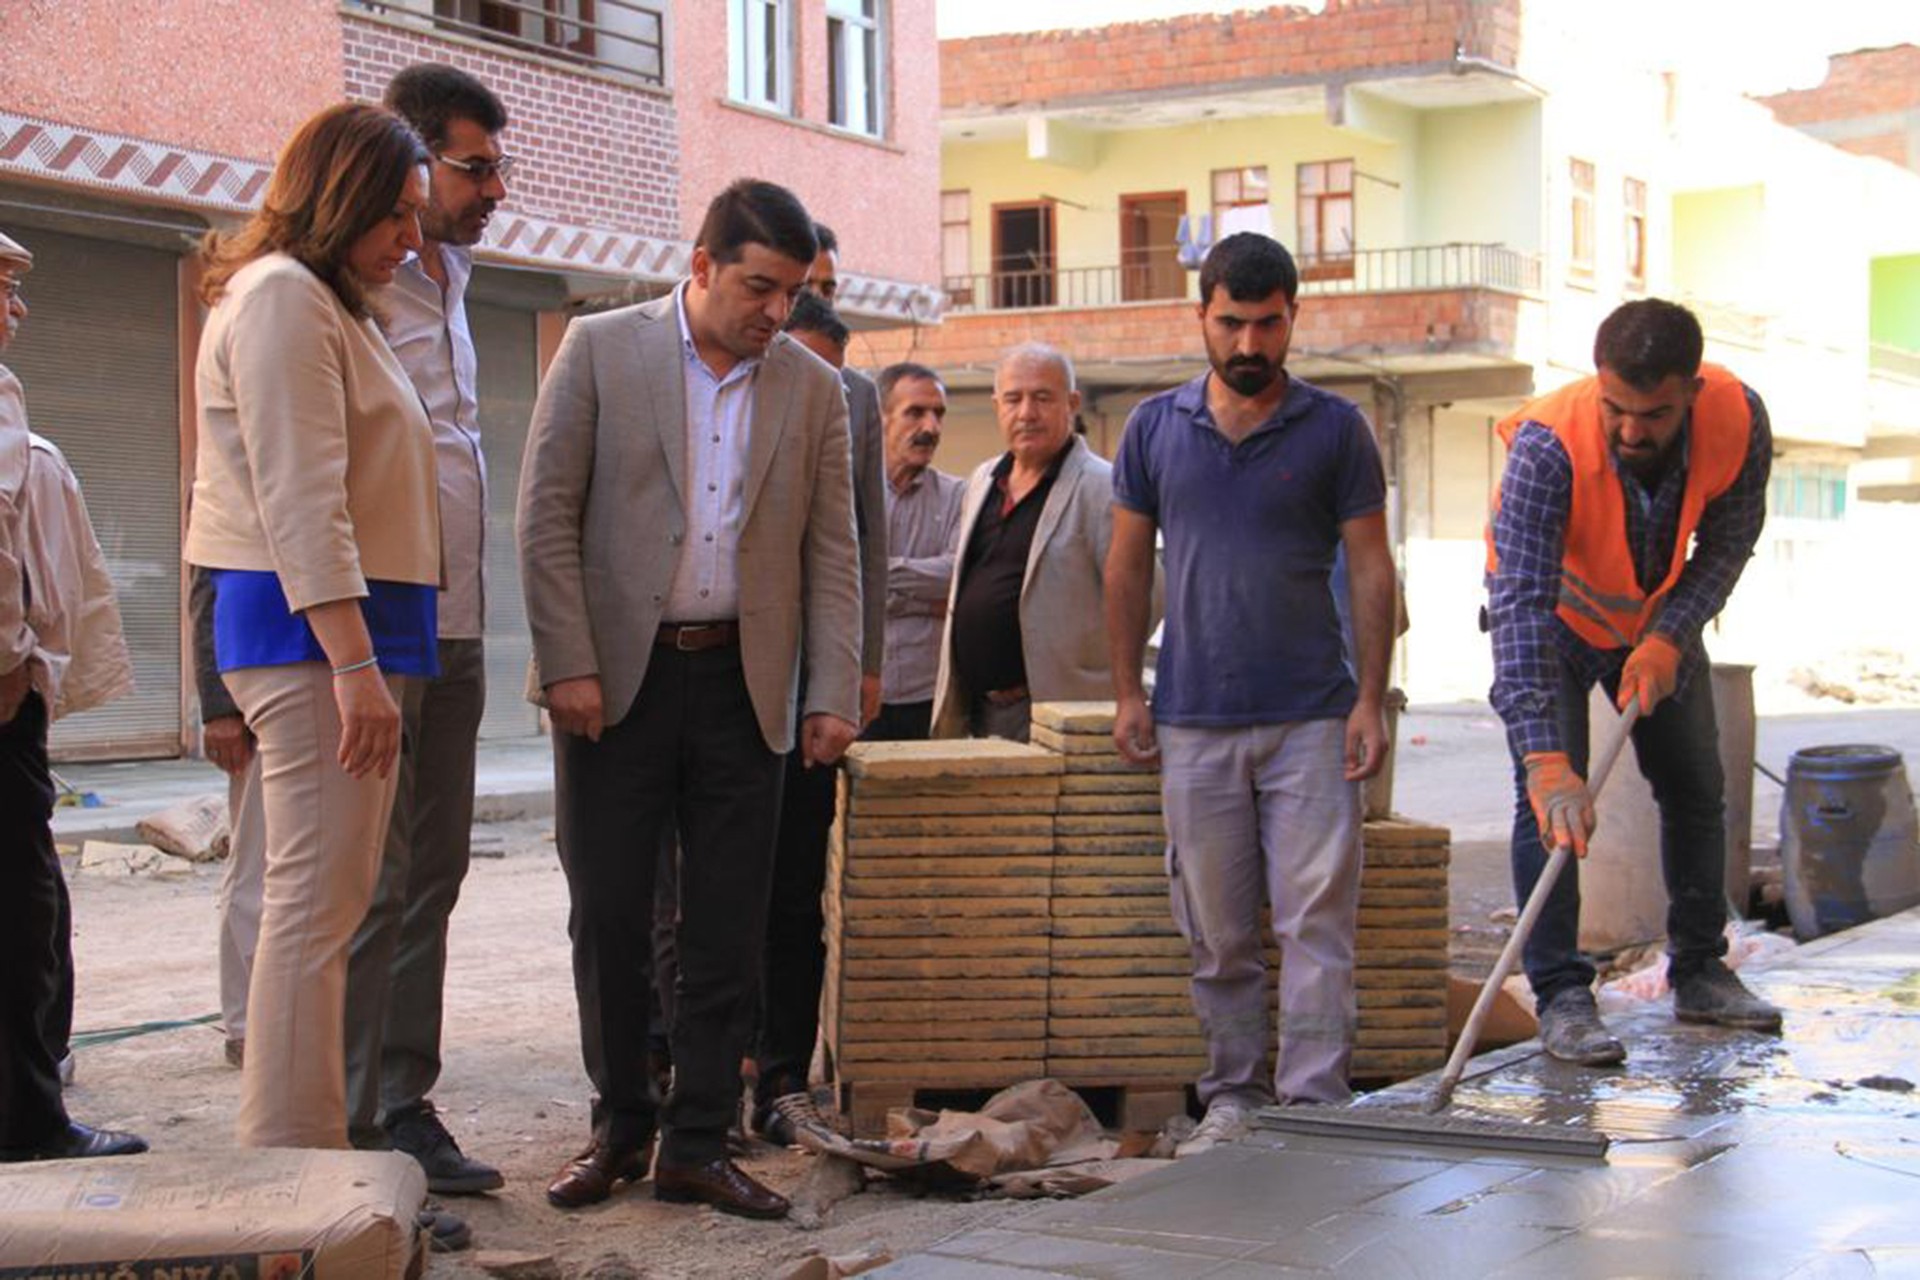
[0, 0, 941, 757]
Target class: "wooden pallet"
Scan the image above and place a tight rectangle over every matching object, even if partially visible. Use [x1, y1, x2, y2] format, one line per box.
[824, 723, 1454, 1127]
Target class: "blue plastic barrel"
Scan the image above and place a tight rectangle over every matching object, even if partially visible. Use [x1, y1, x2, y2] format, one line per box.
[1780, 745, 1920, 941]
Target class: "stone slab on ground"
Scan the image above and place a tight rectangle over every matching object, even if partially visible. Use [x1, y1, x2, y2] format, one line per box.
[889, 907, 1920, 1280]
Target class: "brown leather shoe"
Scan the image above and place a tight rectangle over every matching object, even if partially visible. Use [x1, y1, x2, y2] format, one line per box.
[545, 1139, 652, 1209]
[653, 1157, 789, 1219]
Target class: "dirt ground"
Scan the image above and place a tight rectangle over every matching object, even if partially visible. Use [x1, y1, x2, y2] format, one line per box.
[59, 818, 1037, 1279]
[56, 775, 1542, 1280]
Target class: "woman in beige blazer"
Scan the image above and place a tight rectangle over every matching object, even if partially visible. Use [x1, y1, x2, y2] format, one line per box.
[184, 103, 440, 1148]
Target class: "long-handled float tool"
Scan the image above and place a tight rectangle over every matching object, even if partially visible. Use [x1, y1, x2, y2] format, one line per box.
[1257, 703, 1642, 1159]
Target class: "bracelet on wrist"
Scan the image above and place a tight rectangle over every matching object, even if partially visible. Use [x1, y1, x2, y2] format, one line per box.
[331, 656, 380, 677]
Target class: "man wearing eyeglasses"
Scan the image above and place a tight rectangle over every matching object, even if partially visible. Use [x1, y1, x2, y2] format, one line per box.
[333, 63, 514, 1199]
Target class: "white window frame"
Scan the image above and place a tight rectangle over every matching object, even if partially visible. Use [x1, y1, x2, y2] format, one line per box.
[826, 0, 884, 137]
[728, 0, 792, 114]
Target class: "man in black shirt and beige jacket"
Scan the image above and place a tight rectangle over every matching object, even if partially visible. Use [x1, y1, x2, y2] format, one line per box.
[932, 343, 1121, 742]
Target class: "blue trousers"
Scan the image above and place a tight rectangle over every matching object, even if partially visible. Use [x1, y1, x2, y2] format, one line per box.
[1508, 655, 1730, 1004]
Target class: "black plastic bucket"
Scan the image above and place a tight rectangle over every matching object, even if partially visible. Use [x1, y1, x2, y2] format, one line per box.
[1780, 745, 1920, 941]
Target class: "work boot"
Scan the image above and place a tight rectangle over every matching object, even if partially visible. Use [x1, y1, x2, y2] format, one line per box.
[387, 1103, 505, 1196]
[1672, 959, 1783, 1032]
[1537, 987, 1626, 1066]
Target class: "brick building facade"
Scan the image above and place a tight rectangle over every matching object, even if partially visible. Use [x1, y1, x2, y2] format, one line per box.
[1759, 45, 1920, 174]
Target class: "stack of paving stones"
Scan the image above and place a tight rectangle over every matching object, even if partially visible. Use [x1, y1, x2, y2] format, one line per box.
[1342, 816, 1452, 1080]
[1027, 702, 1206, 1098]
[821, 738, 1063, 1134]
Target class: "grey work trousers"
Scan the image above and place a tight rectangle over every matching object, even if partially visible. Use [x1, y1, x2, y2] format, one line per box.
[216, 755, 266, 1041]
[344, 638, 486, 1143]
[1159, 718, 1362, 1108]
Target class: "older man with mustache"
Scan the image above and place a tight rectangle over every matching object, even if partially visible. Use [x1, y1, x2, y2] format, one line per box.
[867, 361, 962, 742]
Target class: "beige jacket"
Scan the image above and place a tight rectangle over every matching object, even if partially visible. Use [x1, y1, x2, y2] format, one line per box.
[2, 367, 132, 719]
[17, 431, 133, 718]
[931, 438, 1124, 738]
[185, 253, 439, 608]
[516, 291, 862, 754]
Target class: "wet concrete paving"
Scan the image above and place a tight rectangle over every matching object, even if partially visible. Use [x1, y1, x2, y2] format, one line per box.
[880, 908, 1920, 1278]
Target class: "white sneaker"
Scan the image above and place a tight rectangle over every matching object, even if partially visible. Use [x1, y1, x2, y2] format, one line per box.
[1175, 1099, 1250, 1158]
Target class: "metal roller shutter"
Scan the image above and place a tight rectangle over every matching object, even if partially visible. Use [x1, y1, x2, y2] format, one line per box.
[468, 299, 542, 740]
[5, 228, 181, 760]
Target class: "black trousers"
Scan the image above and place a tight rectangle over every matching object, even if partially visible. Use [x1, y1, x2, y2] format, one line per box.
[1508, 653, 1730, 1004]
[753, 747, 838, 1109]
[1, 693, 71, 1150]
[863, 699, 933, 743]
[554, 645, 783, 1166]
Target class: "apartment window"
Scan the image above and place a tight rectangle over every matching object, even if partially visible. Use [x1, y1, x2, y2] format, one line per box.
[1120, 191, 1187, 302]
[827, 0, 883, 136]
[1211, 166, 1272, 239]
[1770, 462, 1849, 521]
[942, 190, 972, 306]
[1623, 177, 1647, 288]
[729, 0, 792, 112]
[1297, 159, 1355, 282]
[428, 0, 664, 83]
[1570, 158, 1596, 280]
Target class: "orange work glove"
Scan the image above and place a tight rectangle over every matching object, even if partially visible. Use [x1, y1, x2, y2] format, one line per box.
[1617, 633, 1682, 716]
[1523, 751, 1596, 858]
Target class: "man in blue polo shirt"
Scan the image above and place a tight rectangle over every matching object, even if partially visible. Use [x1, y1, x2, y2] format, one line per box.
[1106, 232, 1395, 1156]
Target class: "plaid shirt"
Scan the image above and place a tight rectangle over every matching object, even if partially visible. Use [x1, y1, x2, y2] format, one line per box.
[1489, 386, 1772, 758]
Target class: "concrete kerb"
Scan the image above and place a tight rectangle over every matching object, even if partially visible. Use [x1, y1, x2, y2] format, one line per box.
[50, 736, 557, 846]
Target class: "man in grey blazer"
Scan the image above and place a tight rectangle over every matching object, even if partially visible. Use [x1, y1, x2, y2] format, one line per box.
[931, 343, 1120, 743]
[517, 180, 861, 1220]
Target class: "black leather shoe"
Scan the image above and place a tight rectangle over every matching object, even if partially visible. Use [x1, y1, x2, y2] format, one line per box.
[1537, 987, 1626, 1066]
[388, 1104, 504, 1195]
[654, 1157, 790, 1219]
[546, 1139, 652, 1209]
[1673, 960, 1784, 1032]
[1, 1121, 149, 1163]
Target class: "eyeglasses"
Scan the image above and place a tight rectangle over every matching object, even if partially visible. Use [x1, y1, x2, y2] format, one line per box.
[2, 279, 22, 303]
[434, 153, 518, 183]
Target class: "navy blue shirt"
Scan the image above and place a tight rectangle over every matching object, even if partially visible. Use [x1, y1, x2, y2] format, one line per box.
[1113, 373, 1385, 727]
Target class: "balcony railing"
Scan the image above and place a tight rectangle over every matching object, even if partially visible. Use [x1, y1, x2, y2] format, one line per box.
[346, 0, 666, 86]
[1871, 343, 1920, 382]
[943, 243, 1542, 314]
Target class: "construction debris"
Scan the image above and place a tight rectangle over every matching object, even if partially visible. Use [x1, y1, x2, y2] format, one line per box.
[79, 839, 195, 878]
[136, 792, 230, 862]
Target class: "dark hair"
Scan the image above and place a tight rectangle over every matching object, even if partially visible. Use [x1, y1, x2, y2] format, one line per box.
[1198, 232, 1300, 306]
[878, 361, 945, 405]
[383, 63, 509, 151]
[696, 179, 817, 267]
[199, 103, 426, 319]
[813, 222, 839, 255]
[785, 290, 848, 346]
[1593, 299, 1704, 388]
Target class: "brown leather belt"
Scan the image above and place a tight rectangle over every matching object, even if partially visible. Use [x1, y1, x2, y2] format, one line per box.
[982, 684, 1030, 706]
[655, 621, 739, 651]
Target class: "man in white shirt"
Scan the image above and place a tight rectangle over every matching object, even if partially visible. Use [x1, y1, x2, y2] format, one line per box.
[0, 229, 145, 1163]
[341, 64, 511, 1196]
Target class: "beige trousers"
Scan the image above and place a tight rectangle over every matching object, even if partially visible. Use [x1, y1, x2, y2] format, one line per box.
[225, 663, 402, 1148]
[215, 755, 265, 1041]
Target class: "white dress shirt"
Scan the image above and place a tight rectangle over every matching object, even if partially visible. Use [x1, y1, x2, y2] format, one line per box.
[381, 245, 487, 640]
[666, 285, 758, 623]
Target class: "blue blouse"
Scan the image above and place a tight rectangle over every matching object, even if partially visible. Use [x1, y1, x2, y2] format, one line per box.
[210, 569, 438, 678]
